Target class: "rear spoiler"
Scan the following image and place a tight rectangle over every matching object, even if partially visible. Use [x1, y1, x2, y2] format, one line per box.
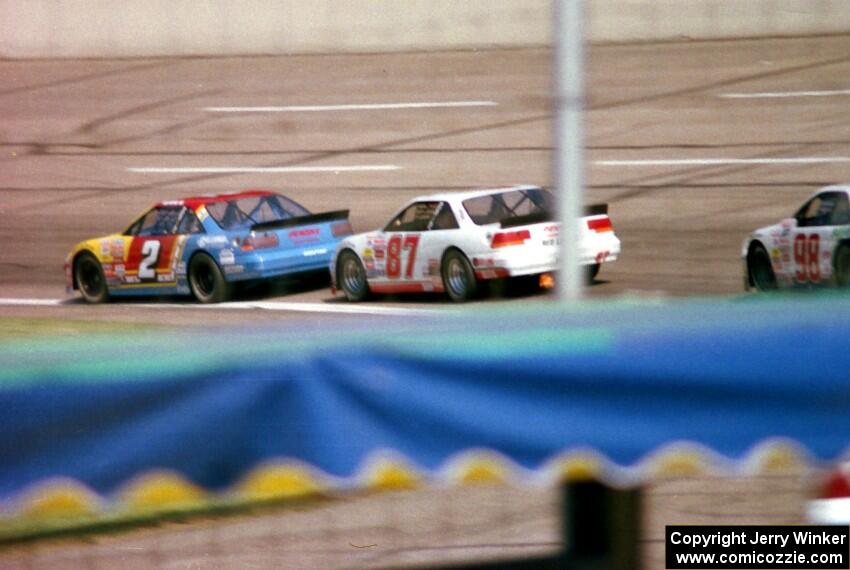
[499, 203, 608, 229]
[251, 209, 349, 232]
[584, 203, 608, 216]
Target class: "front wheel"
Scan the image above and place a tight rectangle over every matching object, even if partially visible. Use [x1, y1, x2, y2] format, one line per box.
[337, 250, 370, 302]
[75, 253, 109, 303]
[441, 249, 478, 302]
[748, 245, 777, 292]
[189, 253, 231, 303]
[834, 244, 850, 287]
[585, 263, 600, 284]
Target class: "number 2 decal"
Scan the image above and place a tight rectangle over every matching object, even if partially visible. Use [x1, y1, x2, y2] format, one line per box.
[139, 240, 161, 280]
[386, 234, 420, 279]
[794, 233, 820, 283]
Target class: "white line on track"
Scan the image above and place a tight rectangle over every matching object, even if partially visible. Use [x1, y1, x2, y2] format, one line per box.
[176, 300, 440, 317]
[0, 297, 440, 317]
[204, 101, 498, 113]
[595, 157, 850, 167]
[127, 165, 401, 174]
[720, 89, 850, 99]
[0, 298, 63, 306]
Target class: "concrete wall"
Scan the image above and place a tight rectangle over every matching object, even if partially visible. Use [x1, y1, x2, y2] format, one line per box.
[1, 0, 849, 59]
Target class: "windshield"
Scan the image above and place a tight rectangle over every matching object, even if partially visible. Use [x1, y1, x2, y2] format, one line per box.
[206, 194, 310, 231]
[462, 188, 552, 226]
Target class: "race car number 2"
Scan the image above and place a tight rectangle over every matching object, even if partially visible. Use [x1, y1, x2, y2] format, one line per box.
[386, 234, 420, 279]
[139, 240, 161, 280]
[794, 233, 820, 283]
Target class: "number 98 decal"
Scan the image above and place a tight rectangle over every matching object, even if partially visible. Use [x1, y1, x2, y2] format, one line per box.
[794, 233, 820, 283]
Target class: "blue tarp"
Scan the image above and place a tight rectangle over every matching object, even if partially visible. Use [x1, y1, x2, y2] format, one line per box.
[2, 295, 850, 500]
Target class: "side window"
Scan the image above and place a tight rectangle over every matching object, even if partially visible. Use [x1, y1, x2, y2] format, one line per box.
[430, 202, 459, 230]
[134, 207, 182, 236]
[176, 210, 205, 234]
[796, 192, 844, 227]
[384, 202, 440, 232]
[831, 193, 850, 225]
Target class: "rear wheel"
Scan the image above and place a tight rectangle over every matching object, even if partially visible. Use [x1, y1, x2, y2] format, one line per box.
[337, 250, 369, 302]
[748, 245, 777, 292]
[189, 253, 231, 303]
[834, 244, 850, 287]
[75, 253, 109, 304]
[441, 249, 477, 302]
[585, 263, 601, 283]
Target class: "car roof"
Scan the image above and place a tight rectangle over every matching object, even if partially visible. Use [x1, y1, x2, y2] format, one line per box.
[815, 184, 850, 195]
[411, 184, 545, 204]
[155, 189, 277, 210]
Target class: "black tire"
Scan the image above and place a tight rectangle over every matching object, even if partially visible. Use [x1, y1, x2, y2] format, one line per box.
[748, 244, 777, 292]
[337, 250, 370, 302]
[75, 252, 109, 304]
[441, 249, 478, 302]
[834, 244, 850, 287]
[188, 253, 231, 303]
[585, 263, 601, 284]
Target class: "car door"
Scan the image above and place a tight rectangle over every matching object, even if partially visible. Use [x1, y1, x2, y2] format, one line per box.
[792, 191, 849, 287]
[368, 201, 441, 293]
[415, 202, 463, 292]
[123, 206, 183, 286]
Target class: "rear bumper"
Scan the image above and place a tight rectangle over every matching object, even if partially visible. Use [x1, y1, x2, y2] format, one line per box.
[475, 234, 621, 279]
[225, 246, 335, 282]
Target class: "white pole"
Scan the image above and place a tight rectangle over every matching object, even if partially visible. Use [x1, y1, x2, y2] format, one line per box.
[554, 0, 585, 302]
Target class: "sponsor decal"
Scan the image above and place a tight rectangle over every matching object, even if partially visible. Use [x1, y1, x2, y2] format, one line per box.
[115, 264, 125, 276]
[303, 248, 328, 257]
[219, 249, 236, 265]
[363, 247, 374, 258]
[365, 259, 376, 270]
[124, 275, 141, 284]
[177, 285, 191, 294]
[374, 247, 385, 260]
[160, 200, 183, 206]
[100, 241, 110, 256]
[175, 262, 186, 275]
[422, 282, 434, 292]
[157, 272, 175, 282]
[289, 228, 320, 238]
[198, 235, 229, 248]
[366, 268, 381, 278]
[427, 259, 440, 276]
[224, 264, 244, 275]
[544, 225, 559, 234]
[110, 239, 125, 259]
[196, 207, 209, 222]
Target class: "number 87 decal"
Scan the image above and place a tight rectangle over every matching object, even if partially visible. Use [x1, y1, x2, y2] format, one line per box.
[794, 233, 820, 283]
[386, 234, 420, 279]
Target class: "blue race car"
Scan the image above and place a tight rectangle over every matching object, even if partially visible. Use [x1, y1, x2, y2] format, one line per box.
[65, 190, 352, 303]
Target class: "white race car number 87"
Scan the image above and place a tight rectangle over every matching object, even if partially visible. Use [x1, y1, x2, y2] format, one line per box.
[386, 234, 420, 279]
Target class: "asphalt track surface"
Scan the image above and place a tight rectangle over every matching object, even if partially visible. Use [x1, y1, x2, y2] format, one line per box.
[4, 35, 850, 323]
